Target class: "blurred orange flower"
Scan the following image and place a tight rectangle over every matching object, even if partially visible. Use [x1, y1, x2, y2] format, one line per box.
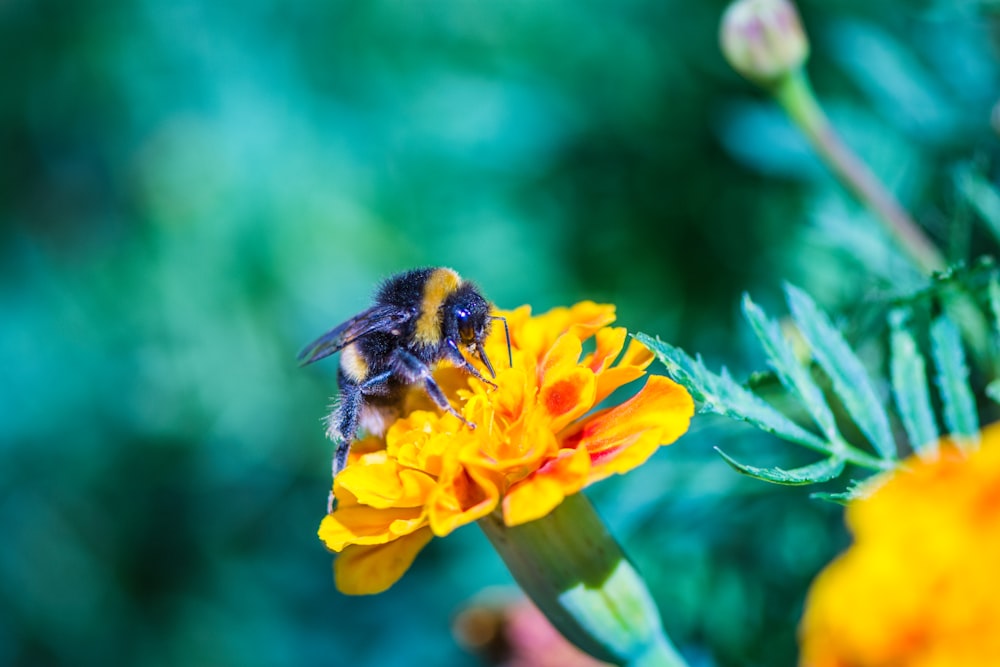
[318, 302, 694, 594]
[800, 422, 1000, 667]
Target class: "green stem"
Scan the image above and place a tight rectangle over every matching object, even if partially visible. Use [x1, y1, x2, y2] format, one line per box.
[773, 71, 995, 372]
[479, 493, 689, 667]
[773, 70, 945, 275]
[836, 441, 897, 472]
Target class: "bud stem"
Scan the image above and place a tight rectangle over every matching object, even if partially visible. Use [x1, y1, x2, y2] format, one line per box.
[478, 492, 688, 667]
[773, 70, 945, 275]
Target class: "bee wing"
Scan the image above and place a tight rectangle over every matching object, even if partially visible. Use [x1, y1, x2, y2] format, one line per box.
[298, 304, 413, 365]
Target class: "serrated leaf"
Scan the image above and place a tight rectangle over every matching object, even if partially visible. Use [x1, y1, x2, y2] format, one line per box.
[637, 333, 831, 454]
[715, 447, 845, 485]
[809, 492, 849, 505]
[784, 284, 897, 460]
[742, 294, 842, 444]
[810, 491, 860, 505]
[930, 316, 979, 448]
[888, 310, 939, 458]
[811, 478, 875, 505]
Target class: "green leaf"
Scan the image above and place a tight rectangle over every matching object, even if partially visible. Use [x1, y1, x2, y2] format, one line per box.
[637, 333, 831, 454]
[714, 447, 846, 485]
[784, 284, 897, 460]
[811, 478, 875, 505]
[956, 165, 1000, 245]
[742, 294, 842, 444]
[989, 274, 1000, 336]
[989, 275, 1000, 394]
[888, 310, 939, 458]
[930, 316, 979, 447]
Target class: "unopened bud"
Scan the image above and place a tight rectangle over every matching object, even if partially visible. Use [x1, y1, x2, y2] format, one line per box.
[720, 0, 809, 88]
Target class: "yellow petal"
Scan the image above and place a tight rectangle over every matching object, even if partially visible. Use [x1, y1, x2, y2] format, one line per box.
[337, 451, 435, 509]
[318, 503, 426, 551]
[386, 411, 454, 476]
[502, 446, 591, 526]
[427, 454, 501, 537]
[334, 527, 434, 595]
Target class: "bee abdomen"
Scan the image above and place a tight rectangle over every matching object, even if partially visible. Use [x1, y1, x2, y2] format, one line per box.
[340, 343, 369, 382]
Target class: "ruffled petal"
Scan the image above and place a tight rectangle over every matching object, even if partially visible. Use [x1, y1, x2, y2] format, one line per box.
[562, 375, 693, 482]
[334, 527, 434, 595]
[336, 450, 436, 509]
[592, 338, 656, 405]
[582, 327, 628, 374]
[318, 496, 426, 552]
[386, 411, 453, 476]
[516, 302, 616, 362]
[427, 447, 501, 537]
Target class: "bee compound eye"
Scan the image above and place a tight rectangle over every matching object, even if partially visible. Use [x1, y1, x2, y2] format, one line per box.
[455, 309, 475, 343]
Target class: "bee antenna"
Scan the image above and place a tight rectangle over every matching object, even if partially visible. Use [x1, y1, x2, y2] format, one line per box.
[491, 315, 512, 368]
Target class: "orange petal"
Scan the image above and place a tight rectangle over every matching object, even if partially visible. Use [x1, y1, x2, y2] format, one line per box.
[582, 327, 628, 374]
[540, 366, 597, 433]
[334, 527, 434, 595]
[538, 335, 596, 431]
[516, 303, 616, 362]
[592, 338, 656, 405]
[563, 301, 617, 340]
[562, 375, 693, 481]
[502, 446, 591, 526]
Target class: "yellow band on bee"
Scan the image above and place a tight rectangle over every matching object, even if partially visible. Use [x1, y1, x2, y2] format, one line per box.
[414, 268, 462, 345]
[341, 343, 369, 381]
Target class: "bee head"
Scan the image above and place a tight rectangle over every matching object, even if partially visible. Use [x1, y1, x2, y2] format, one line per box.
[447, 285, 491, 345]
[445, 284, 498, 377]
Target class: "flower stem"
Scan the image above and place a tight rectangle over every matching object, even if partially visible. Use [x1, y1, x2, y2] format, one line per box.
[772, 70, 945, 275]
[773, 71, 996, 371]
[479, 493, 689, 667]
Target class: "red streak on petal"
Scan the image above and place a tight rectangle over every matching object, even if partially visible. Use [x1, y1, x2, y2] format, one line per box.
[543, 379, 582, 417]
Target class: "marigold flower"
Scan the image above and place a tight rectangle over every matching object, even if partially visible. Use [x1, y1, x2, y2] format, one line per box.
[318, 302, 694, 595]
[799, 422, 1000, 667]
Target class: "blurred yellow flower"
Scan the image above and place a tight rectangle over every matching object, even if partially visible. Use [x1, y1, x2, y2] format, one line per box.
[318, 302, 694, 595]
[800, 422, 1000, 667]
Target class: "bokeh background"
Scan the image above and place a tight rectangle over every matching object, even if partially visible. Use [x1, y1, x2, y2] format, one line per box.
[3, 1, 998, 665]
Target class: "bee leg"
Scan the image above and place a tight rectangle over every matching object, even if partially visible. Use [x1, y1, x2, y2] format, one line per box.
[327, 384, 361, 472]
[393, 348, 477, 429]
[326, 377, 368, 513]
[445, 340, 498, 390]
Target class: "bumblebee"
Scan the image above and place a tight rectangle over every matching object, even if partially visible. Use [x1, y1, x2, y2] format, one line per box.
[299, 267, 510, 487]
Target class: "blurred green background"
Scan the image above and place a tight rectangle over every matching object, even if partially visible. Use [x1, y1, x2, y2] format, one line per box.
[2, 1, 998, 665]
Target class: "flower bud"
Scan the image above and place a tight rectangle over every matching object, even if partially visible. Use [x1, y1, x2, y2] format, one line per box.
[720, 0, 810, 88]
